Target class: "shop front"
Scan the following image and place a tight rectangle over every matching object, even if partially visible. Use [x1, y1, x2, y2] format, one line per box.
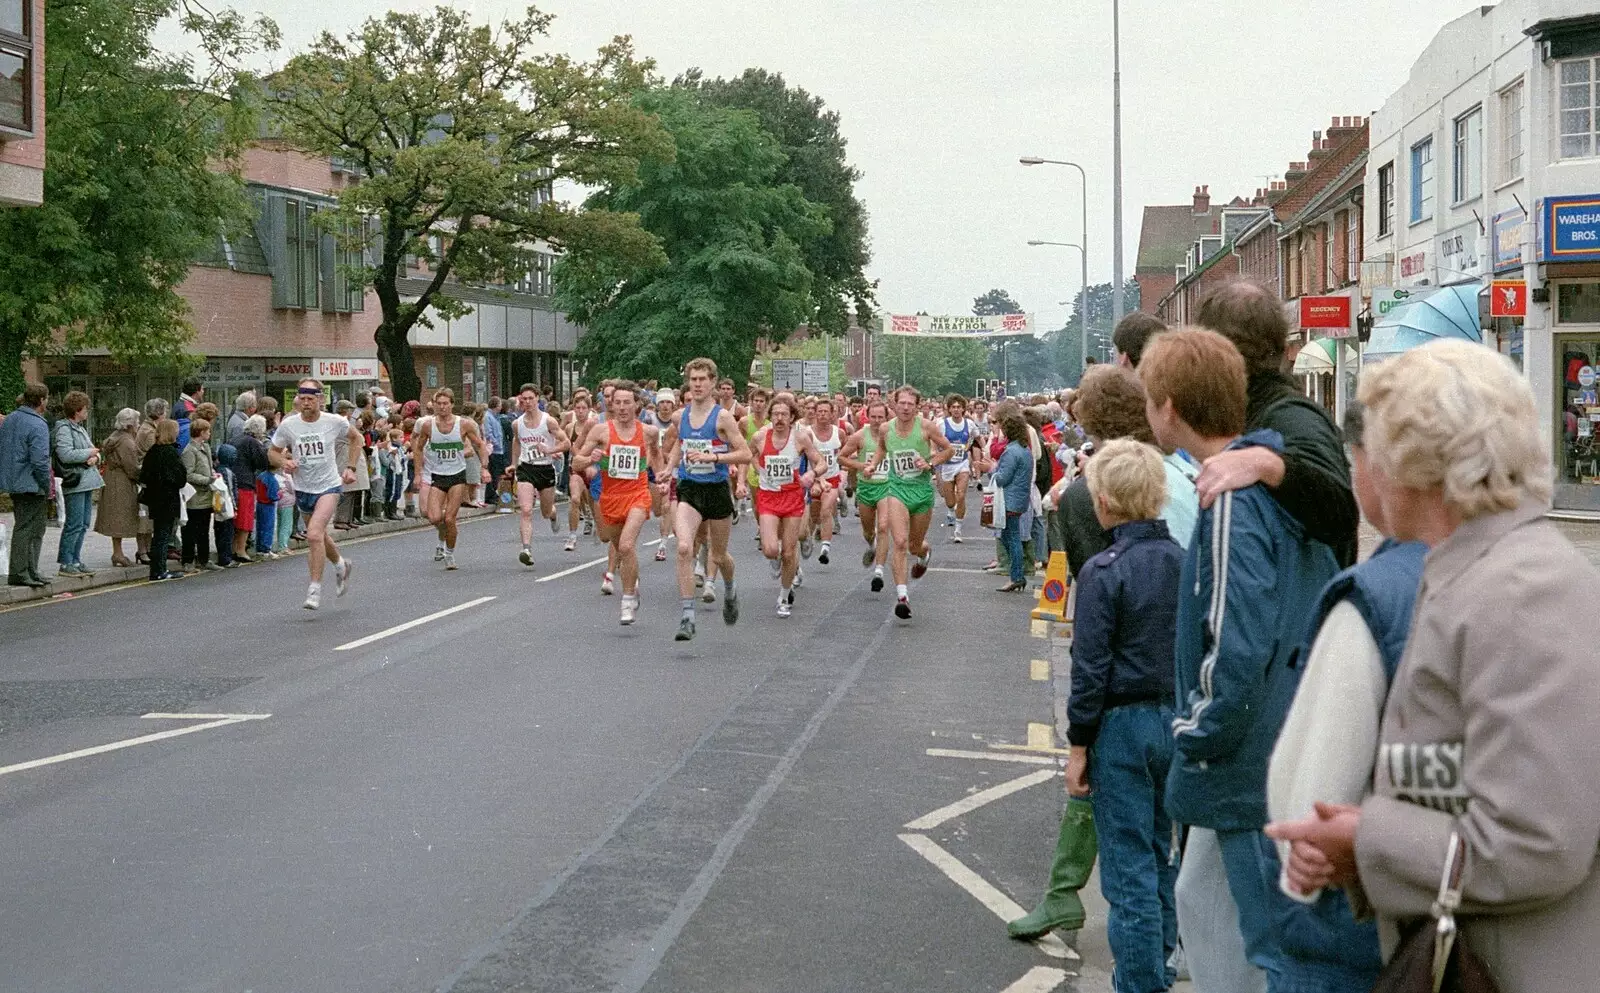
[1536, 194, 1600, 510]
[1295, 291, 1360, 422]
[265, 356, 381, 410]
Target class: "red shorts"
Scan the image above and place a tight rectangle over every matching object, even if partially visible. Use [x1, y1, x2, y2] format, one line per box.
[236, 485, 256, 525]
[756, 486, 806, 519]
[817, 474, 844, 491]
[599, 484, 652, 527]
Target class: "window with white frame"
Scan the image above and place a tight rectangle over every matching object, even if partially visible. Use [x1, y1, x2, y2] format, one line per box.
[1347, 208, 1360, 282]
[1559, 58, 1600, 159]
[1452, 107, 1483, 203]
[1411, 138, 1434, 223]
[1501, 80, 1524, 180]
[1378, 162, 1395, 236]
[0, 0, 31, 133]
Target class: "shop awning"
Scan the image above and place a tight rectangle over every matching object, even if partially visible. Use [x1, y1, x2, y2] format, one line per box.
[1292, 337, 1337, 374]
[1365, 282, 1484, 360]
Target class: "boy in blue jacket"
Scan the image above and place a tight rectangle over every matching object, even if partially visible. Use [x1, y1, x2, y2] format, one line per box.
[1065, 438, 1184, 993]
[1139, 329, 1339, 993]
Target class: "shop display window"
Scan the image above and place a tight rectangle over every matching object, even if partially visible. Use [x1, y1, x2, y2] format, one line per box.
[1559, 337, 1600, 491]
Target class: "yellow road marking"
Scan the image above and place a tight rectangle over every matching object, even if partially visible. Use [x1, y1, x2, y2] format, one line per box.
[1027, 722, 1054, 749]
[1029, 618, 1048, 639]
[1030, 658, 1049, 681]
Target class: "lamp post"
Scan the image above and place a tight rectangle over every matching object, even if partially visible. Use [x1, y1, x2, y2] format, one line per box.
[1021, 158, 1091, 371]
[1111, 0, 1124, 326]
[1028, 239, 1091, 368]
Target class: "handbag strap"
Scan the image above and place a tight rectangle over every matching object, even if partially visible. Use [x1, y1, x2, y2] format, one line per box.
[1430, 831, 1468, 993]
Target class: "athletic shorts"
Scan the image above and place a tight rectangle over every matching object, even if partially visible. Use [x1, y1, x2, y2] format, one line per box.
[856, 478, 888, 509]
[756, 486, 807, 519]
[295, 487, 342, 515]
[817, 474, 844, 491]
[886, 478, 935, 517]
[432, 471, 468, 492]
[588, 474, 603, 501]
[938, 459, 971, 483]
[517, 463, 557, 490]
[676, 478, 735, 521]
[599, 486, 652, 527]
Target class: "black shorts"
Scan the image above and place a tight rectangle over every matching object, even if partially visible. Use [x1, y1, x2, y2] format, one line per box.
[675, 478, 735, 521]
[516, 463, 557, 490]
[432, 471, 468, 491]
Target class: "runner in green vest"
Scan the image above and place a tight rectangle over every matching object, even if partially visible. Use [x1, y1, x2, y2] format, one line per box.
[864, 386, 954, 620]
[838, 398, 894, 591]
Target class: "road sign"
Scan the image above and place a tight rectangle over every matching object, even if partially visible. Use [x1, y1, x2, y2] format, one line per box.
[771, 359, 803, 390]
[801, 360, 830, 393]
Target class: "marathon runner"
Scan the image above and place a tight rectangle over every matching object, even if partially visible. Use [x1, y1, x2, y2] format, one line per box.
[509, 382, 571, 567]
[411, 387, 492, 571]
[650, 389, 680, 562]
[563, 390, 598, 551]
[750, 396, 824, 618]
[806, 396, 847, 565]
[269, 377, 362, 610]
[938, 395, 979, 542]
[571, 381, 659, 625]
[838, 398, 892, 591]
[864, 387, 954, 619]
[659, 358, 752, 641]
[738, 387, 770, 529]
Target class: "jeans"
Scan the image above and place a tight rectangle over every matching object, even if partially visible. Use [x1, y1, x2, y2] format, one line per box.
[1030, 502, 1047, 564]
[274, 505, 295, 552]
[1091, 703, 1178, 993]
[212, 512, 234, 565]
[8, 491, 46, 581]
[1001, 512, 1026, 583]
[1177, 827, 1266, 993]
[182, 506, 213, 566]
[255, 500, 275, 554]
[385, 466, 405, 505]
[57, 490, 93, 567]
[149, 509, 177, 579]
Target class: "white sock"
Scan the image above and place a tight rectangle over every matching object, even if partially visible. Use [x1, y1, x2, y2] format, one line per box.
[896, 584, 908, 598]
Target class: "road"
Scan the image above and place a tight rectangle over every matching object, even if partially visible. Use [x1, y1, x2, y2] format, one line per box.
[0, 506, 1108, 993]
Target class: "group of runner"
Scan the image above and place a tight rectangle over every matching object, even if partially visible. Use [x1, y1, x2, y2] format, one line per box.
[265, 364, 994, 639]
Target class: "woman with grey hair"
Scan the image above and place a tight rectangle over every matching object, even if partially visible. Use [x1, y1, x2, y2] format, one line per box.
[227, 391, 257, 447]
[241, 414, 280, 559]
[230, 409, 271, 562]
[1269, 339, 1600, 990]
[95, 407, 143, 567]
[134, 397, 170, 565]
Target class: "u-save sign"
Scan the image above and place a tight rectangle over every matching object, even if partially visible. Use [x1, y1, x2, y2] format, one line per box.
[1298, 295, 1355, 338]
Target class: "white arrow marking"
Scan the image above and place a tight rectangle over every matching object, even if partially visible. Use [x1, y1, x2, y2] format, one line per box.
[904, 768, 1058, 830]
[1000, 965, 1069, 992]
[925, 748, 1059, 766]
[899, 833, 1077, 961]
[0, 713, 271, 778]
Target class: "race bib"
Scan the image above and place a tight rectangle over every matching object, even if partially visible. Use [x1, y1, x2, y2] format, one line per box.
[762, 454, 794, 488]
[521, 438, 552, 466]
[869, 455, 891, 482]
[891, 449, 923, 478]
[296, 435, 329, 466]
[608, 444, 642, 480]
[431, 441, 464, 469]
[682, 438, 716, 476]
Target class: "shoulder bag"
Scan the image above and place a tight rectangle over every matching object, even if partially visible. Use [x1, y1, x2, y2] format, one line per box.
[1370, 831, 1500, 993]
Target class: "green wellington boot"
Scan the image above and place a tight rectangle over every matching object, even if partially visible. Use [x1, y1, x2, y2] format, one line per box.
[1008, 795, 1097, 939]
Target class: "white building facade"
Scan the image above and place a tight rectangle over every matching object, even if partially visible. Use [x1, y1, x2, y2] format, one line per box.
[1364, 2, 1600, 512]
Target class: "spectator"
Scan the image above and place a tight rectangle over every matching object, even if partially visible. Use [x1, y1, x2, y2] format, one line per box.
[96, 407, 143, 568]
[273, 459, 296, 555]
[139, 418, 186, 581]
[236, 414, 273, 561]
[0, 383, 53, 588]
[195, 402, 221, 456]
[990, 409, 1034, 593]
[1195, 281, 1358, 566]
[135, 398, 168, 565]
[462, 403, 485, 507]
[484, 396, 508, 506]
[1269, 340, 1600, 991]
[1112, 311, 1167, 368]
[257, 394, 279, 426]
[174, 378, 204, 450]
[181, 419, 219, 573]
[52, 390, 105, 577]
[226, 391, 258, 447]
[1139, 328, 1339, 993]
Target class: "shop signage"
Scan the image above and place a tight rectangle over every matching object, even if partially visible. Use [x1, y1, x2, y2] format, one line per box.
[1489, 280, 1527, 318]
[1580, 365, 1598, 388]
[198, 359, 264, 388]
[1298, 295, 1355, 337]
[264, 360, 313, 377]
[1372, 286, 1418, 319]
[314, 357, 380, 380]
[1492, 209, 1528, 272]
[1436, 223, 1483, 279]
[1540, 194, 1600, 262]
[1399, 251, 1427, 278]
[881, 313, 1035, 338]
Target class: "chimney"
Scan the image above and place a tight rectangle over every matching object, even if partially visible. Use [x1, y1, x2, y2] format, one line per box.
[1193, 184, 1211, 213]
[1326, 114, 1367, 148]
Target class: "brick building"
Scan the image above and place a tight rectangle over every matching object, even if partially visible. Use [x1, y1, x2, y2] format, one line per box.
[1144, 187, 1272, 325]
[0, 0, 43, 206]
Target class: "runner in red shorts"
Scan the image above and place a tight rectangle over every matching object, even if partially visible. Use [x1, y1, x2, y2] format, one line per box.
[751, 396, 824, 618]
[570, 381, 660, 626]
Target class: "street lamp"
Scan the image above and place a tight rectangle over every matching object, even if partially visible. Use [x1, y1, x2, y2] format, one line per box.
[1021, 158, 1091, 373]
[1027, 238, 1091, 368]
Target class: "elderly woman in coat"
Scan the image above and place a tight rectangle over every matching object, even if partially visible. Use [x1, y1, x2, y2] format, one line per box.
[95, 407, 143, 567]
[1268, 339, 1600, 991]
[134, 397, 168, 565]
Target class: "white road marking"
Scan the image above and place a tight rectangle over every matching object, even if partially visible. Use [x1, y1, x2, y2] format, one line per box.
[903, 768, 1058, 830]
[0, 714, 270, 779]
[1000, 966, 1070, 992]
[334, 596, 497, 651]
[925, 566, 990, 574]
[928, 741, 1062, 767]
[141, 713, 273, 721]
[534, 539, 661, 583]
[898, 833, 1077, 960]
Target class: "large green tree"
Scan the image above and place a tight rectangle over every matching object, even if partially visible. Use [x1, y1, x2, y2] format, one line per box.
[272, 5, 672, 402]
[969, 288, 1049, 393]
[675, 68, 875, 338]
[556, 87, 828, 386]
[0, 0, 277, 405]
[1054, 279, 1141, 384]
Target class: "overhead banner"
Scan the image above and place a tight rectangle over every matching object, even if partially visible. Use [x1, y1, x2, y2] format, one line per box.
[882, 313, 1035, 338]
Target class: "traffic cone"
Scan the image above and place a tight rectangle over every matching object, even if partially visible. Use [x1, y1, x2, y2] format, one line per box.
[1030, 551, 1071, 623]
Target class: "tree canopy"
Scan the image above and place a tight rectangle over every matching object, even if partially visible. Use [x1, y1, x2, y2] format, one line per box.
[0, 0, 278, 405]
[272, 4, 672, 401]
[1053, 279, 1141, 385]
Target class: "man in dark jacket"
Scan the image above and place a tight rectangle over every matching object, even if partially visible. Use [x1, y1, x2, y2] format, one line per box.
[0, 383, 52, 587]
[1195, 281, 1358, 567]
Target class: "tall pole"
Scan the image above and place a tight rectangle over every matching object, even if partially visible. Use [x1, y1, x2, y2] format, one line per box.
[1078, 166, 1090, 364]
[824, 329, 831, 392]
[1110, 0, 1125, 327]
[901, 337, 907, 387]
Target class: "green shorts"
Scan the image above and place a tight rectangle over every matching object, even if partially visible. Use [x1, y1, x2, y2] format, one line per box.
[856, 478, 888, 509]
[885, 477, 935, 517]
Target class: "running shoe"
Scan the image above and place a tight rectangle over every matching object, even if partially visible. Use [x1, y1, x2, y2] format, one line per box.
[861, 547, 875, 568]
[675, 615, 696, 641]
[775, 595, 792, 619]
[701, 583, 717, 605]
[550, 514, 560, 534]
[793, 566, 804, 588]
[944, 512, 955, 527]
[434, 543, 446, 562]
[335, 558, 352, 597]
[694, 564, 705, 588]
[601, 572, 615, 595]
[787, 586, 796, 605]
[620, 595, 638, 625]
[818, 542, 831, 565]
[303, 583, 322, 611]
[654, 545, 668, 562]
[563, 535, 578, 552]
[444, 551, 458, 571]
[520, 546, 534, 567]
[582, 517, 593, 536]
[768, 556, 781, 579]
[800, 533, 815, 559]
[870, 568, 885, 593]
[952, 523, 964, 544]
[731, 503, 741, 526]
[911, 547, 932, 580]
[895, 596, 912, 620]
[722, 585, 739, 625]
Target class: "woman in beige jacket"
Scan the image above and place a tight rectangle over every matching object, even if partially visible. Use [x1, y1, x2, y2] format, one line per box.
[1269, 339, 1600, 991]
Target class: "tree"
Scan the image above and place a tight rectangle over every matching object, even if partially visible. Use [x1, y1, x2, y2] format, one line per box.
[969, 288, 1050, 393]
[0, 0, 278, 404]
[677, 68, 875, 339]
[272, 5, 673, 402]
[1053, 279, 1141, 385]
[972, 288, 1022, 317]
[556, 87, 828, 387]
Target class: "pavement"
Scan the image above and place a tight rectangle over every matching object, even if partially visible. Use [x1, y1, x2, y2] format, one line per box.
[0, 501, 1105, 993]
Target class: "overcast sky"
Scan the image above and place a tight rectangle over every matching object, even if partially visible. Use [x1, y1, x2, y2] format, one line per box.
[181, 0, 1480, 330]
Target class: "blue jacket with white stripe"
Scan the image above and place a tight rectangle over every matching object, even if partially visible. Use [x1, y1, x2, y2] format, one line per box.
[1164, 431, 1340, 832]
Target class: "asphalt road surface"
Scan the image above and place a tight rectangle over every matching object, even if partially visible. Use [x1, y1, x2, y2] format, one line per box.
[0, 505, 1110, 993]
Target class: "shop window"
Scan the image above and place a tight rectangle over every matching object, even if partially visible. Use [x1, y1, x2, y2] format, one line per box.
[1558, 282, 1600, 325]
[1410, 138, 1434, 223]
[1558, 338, 1600, 491]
